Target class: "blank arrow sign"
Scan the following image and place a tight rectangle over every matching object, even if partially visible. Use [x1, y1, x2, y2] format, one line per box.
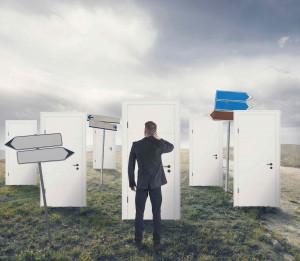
[216, 90, 252, 101]
[89, 120, 118, 131]
[215, 100, 251, 111]
[5, 133, 62, 150]
[17, 147, 74, 164]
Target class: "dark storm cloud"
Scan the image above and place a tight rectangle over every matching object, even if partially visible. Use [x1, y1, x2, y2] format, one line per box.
[135, 0, 300, 66]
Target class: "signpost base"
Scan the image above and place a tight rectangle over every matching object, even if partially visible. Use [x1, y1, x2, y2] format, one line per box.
[38, 162, 52, 243]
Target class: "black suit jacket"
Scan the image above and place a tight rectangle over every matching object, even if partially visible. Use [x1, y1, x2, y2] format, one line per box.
[128, 136, 174, 189]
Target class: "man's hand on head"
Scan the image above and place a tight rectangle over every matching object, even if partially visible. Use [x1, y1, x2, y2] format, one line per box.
[131, 186, 136, 192]
[153, 132, 161, 140]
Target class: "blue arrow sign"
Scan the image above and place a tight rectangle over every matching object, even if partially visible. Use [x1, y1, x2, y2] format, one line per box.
[215, 100, 251, 111]
[216, 90, 252, 101]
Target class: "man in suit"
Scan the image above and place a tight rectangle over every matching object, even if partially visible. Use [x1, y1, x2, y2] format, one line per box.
[128, 121, 174, 252]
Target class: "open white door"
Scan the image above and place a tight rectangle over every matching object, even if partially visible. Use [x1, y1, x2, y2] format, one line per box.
[93, 129, 116, 169]
[122, 101, 180, 220]
[234, 110, 280, 207]
[40, 112, 86, 207]
[5, 120, 37, 185]
[189, 117, 223, 186]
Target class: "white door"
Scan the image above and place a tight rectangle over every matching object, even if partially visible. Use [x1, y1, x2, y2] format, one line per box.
[122, 101, 180, 220]
[93, 129, 116, 169]
[234, 110, 280, 207]
[40, 112, 86, 207]
[189, 118, 223, 186]
[5, 120, 37, 185]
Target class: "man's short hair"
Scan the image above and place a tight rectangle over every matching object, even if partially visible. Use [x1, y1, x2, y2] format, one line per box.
[145, 121, 157, 135]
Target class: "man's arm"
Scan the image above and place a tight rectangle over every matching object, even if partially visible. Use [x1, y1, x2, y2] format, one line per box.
[128, 144, 137, 188]
[161, 139, 174, 153]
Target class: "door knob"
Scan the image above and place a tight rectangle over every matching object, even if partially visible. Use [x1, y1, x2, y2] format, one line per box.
[167, 170, 171, 173]
[163, 165, 171, 168]
[267, 163, 273, 169]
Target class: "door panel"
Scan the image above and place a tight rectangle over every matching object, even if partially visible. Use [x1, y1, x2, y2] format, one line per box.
[5, 121, 37, 185]
[123, 102, 180, 220]
[234, 111, 280, 207]
[40, 112, 86, 207]
[93, 129, 115, 169]
[190, 118, 223, 186]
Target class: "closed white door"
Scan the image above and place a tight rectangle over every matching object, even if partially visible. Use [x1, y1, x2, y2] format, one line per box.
[122, 101, 180, 220]
[40, 112, 86, 207]
[234, 110, 280, 207]
[189, 118, 223, 186]
[5, 120, 37, 185]
[93, 129, 116, 169]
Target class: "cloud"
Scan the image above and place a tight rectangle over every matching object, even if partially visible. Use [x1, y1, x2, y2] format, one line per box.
[278, 36, 289, 48]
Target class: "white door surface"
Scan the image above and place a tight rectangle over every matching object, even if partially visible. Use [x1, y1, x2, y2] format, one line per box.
[234, 110, 280, 207]
[5, 120, 37, 185]
[93, 129, 116, 169]
[189, 118, 223, 186]
[40, 112, 86, 207]
[122, 101, 180, 220]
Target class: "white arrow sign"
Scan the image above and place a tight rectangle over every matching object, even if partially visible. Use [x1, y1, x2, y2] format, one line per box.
[5, 133, 62, 150]
[89, 120, 118, 131]
[17, 147, 74, 164]
[87, 114, 120, 123]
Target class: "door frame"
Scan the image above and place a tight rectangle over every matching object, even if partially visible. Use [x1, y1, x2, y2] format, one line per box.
[5, 120, 38, 185]
[189, 117, 223, 186]
[234, 110, 280, 207]
[122, 100, 180, 220]
[40, 112, 87, 207]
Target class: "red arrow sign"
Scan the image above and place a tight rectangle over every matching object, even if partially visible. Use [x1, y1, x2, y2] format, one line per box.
[210, 111, 233, 120]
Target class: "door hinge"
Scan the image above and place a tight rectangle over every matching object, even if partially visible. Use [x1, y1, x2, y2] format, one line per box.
[237, 128, 239, 134]
[8, 172, 9, 176]
[127, 196, 128, 203]
[127, 122, 128, 128]
[192, 129, 193, 134]
[237, 188, 239, 193]
[44, 130, 46, 134]
[192, 172, 193, 176]
[8, 132, 9, 136]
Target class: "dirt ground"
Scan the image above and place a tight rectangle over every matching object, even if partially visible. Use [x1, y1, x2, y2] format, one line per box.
[225, 159, 300, 253]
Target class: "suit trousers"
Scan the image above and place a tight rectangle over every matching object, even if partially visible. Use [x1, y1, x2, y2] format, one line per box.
[135, 186, 162, 243]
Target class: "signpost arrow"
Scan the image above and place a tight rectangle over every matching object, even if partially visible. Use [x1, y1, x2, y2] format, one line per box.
[215, 100, 251, 111]
[210, 111, 233, 121]
[5, 133, 62, 150]
[5, 132, 74, 244]
[216, 90, 252, 101]
[89, 120, 118, 131]
[17, 147, 74, 164]
[87, 114, 120, 123]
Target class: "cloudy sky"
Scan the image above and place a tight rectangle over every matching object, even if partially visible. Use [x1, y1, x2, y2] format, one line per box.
[0, 0, 300, 149]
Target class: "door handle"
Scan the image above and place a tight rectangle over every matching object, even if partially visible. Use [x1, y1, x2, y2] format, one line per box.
[267, 163, 273, 169]
[163, 165, 171, 168]
[213, 154, 218, 159]
[109, 147, 112, 151]
[73, 164, 79, 167]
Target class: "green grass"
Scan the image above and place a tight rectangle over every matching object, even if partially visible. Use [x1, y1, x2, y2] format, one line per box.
[0, 153, 297, 260]
[224, 144, 300, 168]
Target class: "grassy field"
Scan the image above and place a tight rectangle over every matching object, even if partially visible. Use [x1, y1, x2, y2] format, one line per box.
[224, 144, 300, 169]
[0, 150, 299, 260]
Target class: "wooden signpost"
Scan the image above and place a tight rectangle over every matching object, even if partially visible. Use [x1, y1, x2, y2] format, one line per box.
[88, 114, 120, 184]
[5, 133, 74, 243]
[210, 90, 252, 192]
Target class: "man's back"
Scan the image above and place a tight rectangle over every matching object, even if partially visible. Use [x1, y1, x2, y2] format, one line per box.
[128, 136, 174, 189]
